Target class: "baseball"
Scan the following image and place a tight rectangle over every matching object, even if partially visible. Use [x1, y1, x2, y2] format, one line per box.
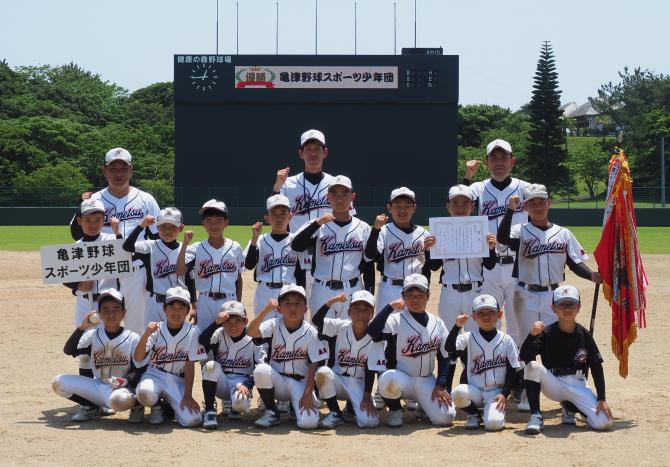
[88, 313, 100, 324]
[205, 361, 215, 373]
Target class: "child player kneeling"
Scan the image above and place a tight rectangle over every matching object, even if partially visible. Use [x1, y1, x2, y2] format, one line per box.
[312, 291, 386, 428]
[133, 286, 207, 427]
[446, 295, 521, 431]
[199, 300, 265, 429]
[368, 274, 455, 428]
[53, 289, 144, 423]
[248, 284, 328, 429]
[521, 285, 614, 435]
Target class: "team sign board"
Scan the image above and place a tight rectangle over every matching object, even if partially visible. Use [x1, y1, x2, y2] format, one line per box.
[234, 66, 398, 89]
[41, 239, 133, 284]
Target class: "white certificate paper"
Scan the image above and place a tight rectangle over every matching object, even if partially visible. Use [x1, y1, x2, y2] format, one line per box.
[428, 216, 489, 259]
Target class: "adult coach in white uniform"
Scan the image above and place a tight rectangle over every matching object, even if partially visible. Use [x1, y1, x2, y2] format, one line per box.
[464, 139, 530, 347]
[70, 148, 160, 334]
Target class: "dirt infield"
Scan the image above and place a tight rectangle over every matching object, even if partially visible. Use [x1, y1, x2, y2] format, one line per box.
[0, 252, 667, 466]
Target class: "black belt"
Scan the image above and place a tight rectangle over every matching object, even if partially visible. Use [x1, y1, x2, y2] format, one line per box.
[153, 293, 166, 303]
[203, 291, 230, 300]
[315, 277, 359, 290]
[382, 276, 404, 286]
[262, 282, 284, 289]
[550, 368, 582, 377]
[496, 256, 515, 265]
[83, 293, 101, 301]
[279, 372, 304, 381]
[443, 281, 482, 292]
[518, 282, 559, 292]
[154, 366, 184, 378]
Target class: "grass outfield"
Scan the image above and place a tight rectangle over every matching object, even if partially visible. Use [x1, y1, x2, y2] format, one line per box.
[1, 225, 669, 254]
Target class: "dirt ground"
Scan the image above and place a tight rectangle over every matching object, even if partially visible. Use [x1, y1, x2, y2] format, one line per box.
[0, 252, 667, 466]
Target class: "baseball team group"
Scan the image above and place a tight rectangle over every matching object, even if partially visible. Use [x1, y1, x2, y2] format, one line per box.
[50, 129, 615, 435]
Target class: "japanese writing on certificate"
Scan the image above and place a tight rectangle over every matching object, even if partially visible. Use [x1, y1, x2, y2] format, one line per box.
[428, 216, 489, 259]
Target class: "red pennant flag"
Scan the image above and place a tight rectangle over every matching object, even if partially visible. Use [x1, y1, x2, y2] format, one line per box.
[593, 150, 648, 378]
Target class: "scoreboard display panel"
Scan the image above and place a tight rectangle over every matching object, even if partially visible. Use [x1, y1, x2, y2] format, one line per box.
[174, 54, 458, 209]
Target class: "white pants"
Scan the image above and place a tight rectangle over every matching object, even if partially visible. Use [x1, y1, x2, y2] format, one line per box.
[482, 263, 520, 345]
[378, 370, 456, 426]
[120, 266, 148, 335]
[144, 296, 166, 326]
[514, 286, 557, 340]
[452, 384, 506, 431]
[375, 280, 403, 313]
[438, 284, 490, 332]
[315, 366, 379, 428]
[52, 374, 135, 412]
[253, 283, 283, 321]
[196, 293, 236, 332]
[135, 367, 201, 427]
[201, 361, 251, 413]
[524, 361, 613, 430]
[309, 279, 363, 321]
[253, 363, 319, 429]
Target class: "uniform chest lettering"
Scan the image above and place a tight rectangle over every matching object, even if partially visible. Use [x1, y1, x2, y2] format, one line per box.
[522, 238, 567, 258]
[400, 335, 441, 357]
[154, 258, 177, 278]
[471, 353, 507, 375]
[217, 350, 252, 369]
[93, 350, 129, 368]
[197, 259, 237, 277]
[320, 235, 364, 256]
[337, 348, 367, 367]
[261, 252, 297, 272]
[105, 207, 144, 223]
[293, 194, 329, 216]
[387, 241, 423, 263]
[151, 346, 189, 364]
[271, 344, 307, 361]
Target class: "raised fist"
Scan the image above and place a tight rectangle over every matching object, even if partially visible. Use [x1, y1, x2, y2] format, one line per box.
[455, 314, 469, 328]
[508, 196, 521, 211]
[424, 236, 436, 250]
[317, 213, 335, 226]
[183, 231, 194, 244]
[140, 215, 156, 228]
[530, 321, 544, 336]
[373, 214, 388, 230]
[464, 160, 481, 179]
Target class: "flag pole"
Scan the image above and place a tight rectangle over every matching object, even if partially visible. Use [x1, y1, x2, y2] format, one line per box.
[589, 283, 600, 336]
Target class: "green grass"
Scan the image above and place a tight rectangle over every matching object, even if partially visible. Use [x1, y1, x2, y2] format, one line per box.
[2, 225, 669, 254]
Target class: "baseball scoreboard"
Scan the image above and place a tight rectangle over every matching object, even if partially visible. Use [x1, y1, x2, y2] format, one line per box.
[174, 54, 458, 214]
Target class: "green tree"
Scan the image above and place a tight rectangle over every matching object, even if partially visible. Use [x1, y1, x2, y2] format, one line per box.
[525, 41, 571, 190]
[458, 104, 512, 148]
[567, 140, 610, 199]
[12, 161, 89, 205]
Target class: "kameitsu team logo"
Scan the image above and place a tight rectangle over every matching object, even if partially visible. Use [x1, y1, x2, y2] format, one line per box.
[470, 354, 507, 375]
[104, 207, 144, 225]
[337, 348, 367, 368]
[261, 252, 297, 272]
[522, 238, 568, 258]
[320, 235, 364, 256]
[216, 352, 252, 370]
[197, 259, 238, 278]
[400, 335, 441, 358]
[154, 259, 177, 278]
[271, 344, 307, 362]
[387, 241, 424, 263]
[292, 194, 329, 216]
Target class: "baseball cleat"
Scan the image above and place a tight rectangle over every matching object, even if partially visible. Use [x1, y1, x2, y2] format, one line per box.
[148, 405, 164, 425]
[319, 411, 344, 429]
[202, 410, 219, 430]
[525, 412, 544, 435]
[71, 405, 101, 422]
[228, 410, 242, 421]
[221, 400, 232, 416]
[101, 407, 116, 416]
[128, 406, 144, 424]
[387, 409, 404, 428]
[465, 413, 482, 430]
[405, 399, 419, 411]
[277, 400, 290, 413]
[254, 410, 281, 428]
[561, 405, 577, 425]
[373, 392, 385, 410]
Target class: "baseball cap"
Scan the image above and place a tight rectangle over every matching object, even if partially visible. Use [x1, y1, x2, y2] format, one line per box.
[350, 290, 375, 308]
[199, 199, 228, 215]
[105, 147, 132, 165]
[220, 300, 247, 318]
[156, 207, 183, 226]
[165, 286, 191, 306]
[389, 187, 416, 203]
[403, 273, 429, 292]
[300, 129, 326, 147]
[486, 139, 513, 156]
[553, 285, 580, 305]
[279, 283, 306, 299]
[472, 294, 499, 313]
[328, 175, 353, 191]
[523, 184, 549, 202]
[97, 288, 124, 304]
[448, 184, 475, 201]
[266, 194, 291, 211]
[79, 198, 105, 215]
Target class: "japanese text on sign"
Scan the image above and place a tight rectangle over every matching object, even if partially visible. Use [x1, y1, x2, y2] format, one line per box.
[234, 66, 398, 89]
[41, 239, 134, 284]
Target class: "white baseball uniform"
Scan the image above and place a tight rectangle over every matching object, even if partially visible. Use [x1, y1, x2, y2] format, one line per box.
[53, 327, 141, 412]
[73, 187, 160, 334]
[132, 238, 194, 326]
[437, 256, 488, 332]
[201, 328, 266, 413]
[315, 317, 386, 428]
[245, 233, 298, 319]
[185, 239, 245, 331]
[370, 223, 430, 311]
[508, 222, 588, 337]
[469, 177, 529, 344]
[451, 329, 521, 430]
[134, 321, 207, 427]
[68, 232, 120, 326]
[253, 316, 328, 429]
[375, 309, 456, 426]
[293, 218, 371, 320]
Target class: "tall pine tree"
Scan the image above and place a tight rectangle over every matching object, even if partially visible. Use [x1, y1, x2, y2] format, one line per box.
[526, 41, 571, 190]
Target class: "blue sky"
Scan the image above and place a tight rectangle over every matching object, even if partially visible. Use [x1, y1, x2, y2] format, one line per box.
[2, 0, 667, 110]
